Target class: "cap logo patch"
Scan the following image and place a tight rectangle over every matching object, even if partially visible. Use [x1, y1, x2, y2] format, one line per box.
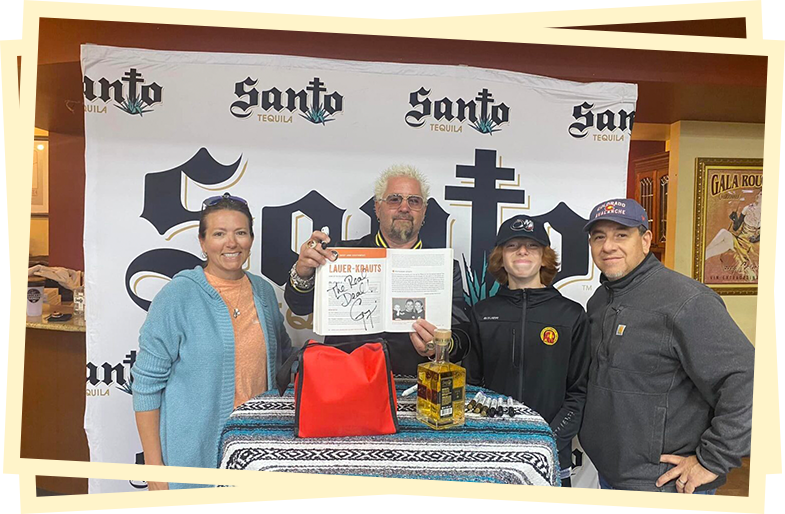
[541, 327, 558, 345]
[511, 218, 534, 232]
[595, 201, 628, 218]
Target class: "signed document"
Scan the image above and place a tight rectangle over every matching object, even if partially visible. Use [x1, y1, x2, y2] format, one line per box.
[313, 247, 453, 336]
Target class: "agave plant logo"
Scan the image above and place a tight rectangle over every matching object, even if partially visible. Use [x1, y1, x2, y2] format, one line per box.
[116, 96, 154, 117]
[462, 253, 500, 305]
[300, 105, 335, 125]
[83, 68, 162, 117]
[470, 116, 501, 135]
[117, 381, 133, 395]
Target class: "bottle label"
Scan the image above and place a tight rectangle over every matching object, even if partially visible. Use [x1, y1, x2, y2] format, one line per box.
[439, 376, 453, 419]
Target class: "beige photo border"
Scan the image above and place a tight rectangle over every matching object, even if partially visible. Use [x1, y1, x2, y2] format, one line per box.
[0, 0, 785, 513]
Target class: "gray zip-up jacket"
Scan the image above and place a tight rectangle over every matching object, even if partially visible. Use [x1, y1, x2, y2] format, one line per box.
[579, 253, 754, 492]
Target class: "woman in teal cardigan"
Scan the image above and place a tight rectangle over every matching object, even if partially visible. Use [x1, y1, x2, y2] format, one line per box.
[131, 193, 292, 490]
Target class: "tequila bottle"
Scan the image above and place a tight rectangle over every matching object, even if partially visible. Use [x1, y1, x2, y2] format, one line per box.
[416, 328, 466, 429]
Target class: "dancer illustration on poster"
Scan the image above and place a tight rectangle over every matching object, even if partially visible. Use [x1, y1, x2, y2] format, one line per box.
[704, 190, 762, 282]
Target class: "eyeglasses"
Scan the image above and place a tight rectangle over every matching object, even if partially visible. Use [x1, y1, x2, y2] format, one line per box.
[202, 192, 248, 209]
[382, 194, 426, 210]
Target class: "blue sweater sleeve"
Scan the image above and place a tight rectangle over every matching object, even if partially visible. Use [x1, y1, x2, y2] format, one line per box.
[131, 282, 185, 412]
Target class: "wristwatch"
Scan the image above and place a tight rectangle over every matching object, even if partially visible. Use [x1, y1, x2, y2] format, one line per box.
[289, 263, 315, 292]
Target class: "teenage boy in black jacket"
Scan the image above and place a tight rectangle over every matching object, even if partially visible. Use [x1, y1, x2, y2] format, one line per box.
[466, 215, 590, 487]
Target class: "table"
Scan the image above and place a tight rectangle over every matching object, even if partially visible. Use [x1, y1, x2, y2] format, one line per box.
[219, 378, 560, 486]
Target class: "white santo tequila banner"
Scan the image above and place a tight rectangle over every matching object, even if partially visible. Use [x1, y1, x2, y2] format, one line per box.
[81, 44, 636, 493]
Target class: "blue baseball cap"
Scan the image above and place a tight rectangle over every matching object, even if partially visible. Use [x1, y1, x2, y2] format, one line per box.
[584, 198, 650, 232]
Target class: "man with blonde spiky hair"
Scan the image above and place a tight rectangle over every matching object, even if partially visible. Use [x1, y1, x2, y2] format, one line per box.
[373, 164, 431, 202]
[370, 164, 431, 247]
[285, 164, 471, 375]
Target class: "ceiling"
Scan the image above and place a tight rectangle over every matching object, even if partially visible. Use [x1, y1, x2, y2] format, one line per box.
[33, 17, 766, 135]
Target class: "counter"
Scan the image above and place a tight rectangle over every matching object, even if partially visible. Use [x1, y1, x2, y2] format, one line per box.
[23, 301, 89, 495]
[26, 303, 86, 332]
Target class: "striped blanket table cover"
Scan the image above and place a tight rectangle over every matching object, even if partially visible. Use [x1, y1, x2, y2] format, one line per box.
[218, 377, 560, 486]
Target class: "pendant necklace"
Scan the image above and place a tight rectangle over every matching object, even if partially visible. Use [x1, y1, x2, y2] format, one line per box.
[219, 282, 243, 319]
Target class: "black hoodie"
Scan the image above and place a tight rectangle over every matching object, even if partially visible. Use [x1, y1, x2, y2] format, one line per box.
[466, 284, 590, 472]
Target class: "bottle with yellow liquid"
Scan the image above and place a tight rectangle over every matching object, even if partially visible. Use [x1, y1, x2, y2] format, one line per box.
[416, 328, 466, 429]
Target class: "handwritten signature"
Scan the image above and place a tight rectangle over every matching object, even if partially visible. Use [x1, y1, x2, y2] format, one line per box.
[350, 297, 378, 331]
[327, 273, 377, 330]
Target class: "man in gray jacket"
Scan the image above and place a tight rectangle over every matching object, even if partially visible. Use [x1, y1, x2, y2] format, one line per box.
[579, 198, 754, 494]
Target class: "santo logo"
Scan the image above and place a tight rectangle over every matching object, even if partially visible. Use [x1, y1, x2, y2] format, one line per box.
[405, 87, 510, 135]
[83, 68, 163, 116]
[86, 350, 137, 395]
[230, 76, 344, 125]
[568, 102, 635, 140]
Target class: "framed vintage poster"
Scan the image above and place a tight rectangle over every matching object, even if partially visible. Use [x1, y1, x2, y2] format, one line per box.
[31, 138, 49, 215]
[693, 157, 762, 295]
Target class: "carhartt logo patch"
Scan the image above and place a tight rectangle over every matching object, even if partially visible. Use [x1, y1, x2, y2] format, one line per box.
[616, 324, 626, 336]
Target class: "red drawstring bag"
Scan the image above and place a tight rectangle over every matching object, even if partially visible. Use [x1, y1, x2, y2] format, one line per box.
[276, 340, 398, 438]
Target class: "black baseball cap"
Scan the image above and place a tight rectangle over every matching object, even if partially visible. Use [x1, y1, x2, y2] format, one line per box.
[584, 198, 650, 232]
[495, 215, 551, 248]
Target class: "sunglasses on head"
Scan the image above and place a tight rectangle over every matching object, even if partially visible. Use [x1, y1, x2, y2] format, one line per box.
[202, 192, 248, 209]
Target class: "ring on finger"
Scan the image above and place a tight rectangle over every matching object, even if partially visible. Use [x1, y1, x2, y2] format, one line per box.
[307, 240, 318, 250]
[425, 341, 435, 352]
[677, 479, 687, 486]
